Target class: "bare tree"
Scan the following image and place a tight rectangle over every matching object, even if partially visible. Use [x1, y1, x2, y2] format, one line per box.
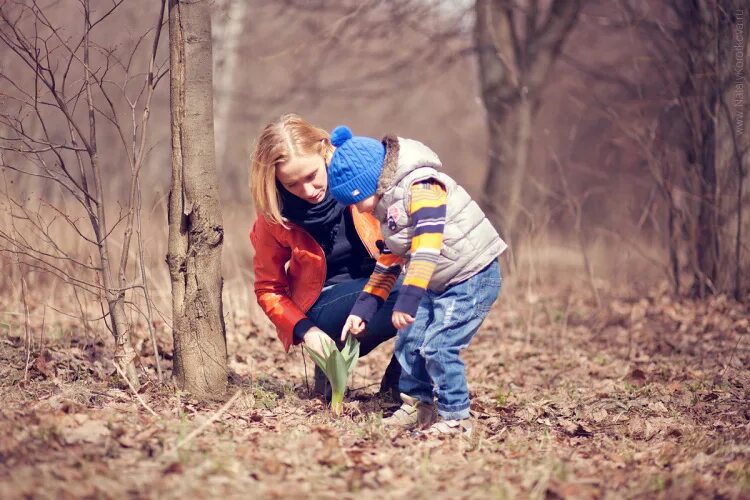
[0, 0, 168, 386]
[474, 0, 583, 248]
[596, 0, 749, 299]
[674, 0, 748, 298]
[213, 0, 248, 178]
[167, 0, 227, 398]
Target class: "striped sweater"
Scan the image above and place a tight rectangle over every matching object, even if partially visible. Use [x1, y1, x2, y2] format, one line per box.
[350, 180, 447, 321]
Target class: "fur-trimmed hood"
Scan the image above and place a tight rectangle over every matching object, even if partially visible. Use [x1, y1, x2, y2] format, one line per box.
[375, 136, 442, 196]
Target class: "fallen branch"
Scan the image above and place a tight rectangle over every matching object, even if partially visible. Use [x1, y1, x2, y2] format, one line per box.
[168, 389, 243, 453]
[113, 362, 158, 417]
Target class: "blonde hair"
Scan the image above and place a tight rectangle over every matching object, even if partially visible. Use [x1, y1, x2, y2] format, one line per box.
[249, 114, 333, 225]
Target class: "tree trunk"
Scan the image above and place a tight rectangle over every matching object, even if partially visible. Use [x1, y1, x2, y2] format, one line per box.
[718, 1, 749, 299]
[667, 190, 681, 295]
[479, 96, 531, 249]
[83, 0, 140, 386]
[474, 0, 581, 249]
[213, 0, 248, 191]
[167, 0, 227, 399]
[474, 0, 519, 241]
[679, 0, 746, 297]
[695, 131, 719, 297]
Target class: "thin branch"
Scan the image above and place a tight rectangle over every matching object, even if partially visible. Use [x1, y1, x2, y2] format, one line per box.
[114, 362, 158, 417]
[167, 390, 243, 453]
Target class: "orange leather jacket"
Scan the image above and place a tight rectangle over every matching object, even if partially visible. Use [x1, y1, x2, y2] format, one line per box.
[250, 207, 383, 351]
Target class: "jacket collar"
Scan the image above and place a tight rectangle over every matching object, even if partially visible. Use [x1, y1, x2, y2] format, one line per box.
[376, 136, 442, 197]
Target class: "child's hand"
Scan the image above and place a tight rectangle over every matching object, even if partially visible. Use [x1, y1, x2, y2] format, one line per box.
[341, 315, 365, 341]
[392, 311, 415, 330]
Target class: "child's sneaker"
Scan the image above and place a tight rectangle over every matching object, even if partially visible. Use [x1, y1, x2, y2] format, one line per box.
[423, 418, 473, 438]
[383, 393, 437, 429]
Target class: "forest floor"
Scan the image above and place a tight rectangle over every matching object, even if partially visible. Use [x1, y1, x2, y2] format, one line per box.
[1, 281, 749, 499]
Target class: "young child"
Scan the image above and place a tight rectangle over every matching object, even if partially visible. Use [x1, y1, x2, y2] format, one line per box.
[326, 126, 507, 436]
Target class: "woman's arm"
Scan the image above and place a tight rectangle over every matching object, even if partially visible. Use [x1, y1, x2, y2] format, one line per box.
[250, 219, 309, 351]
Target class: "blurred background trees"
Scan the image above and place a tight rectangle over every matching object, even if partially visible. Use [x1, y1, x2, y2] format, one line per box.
[0, 0, 747, 388]
[585, 0, 749, 299]
[475, 0, 583, 253]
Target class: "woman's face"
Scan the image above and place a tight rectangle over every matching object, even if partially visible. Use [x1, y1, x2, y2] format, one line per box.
[276, 153, 328, 204]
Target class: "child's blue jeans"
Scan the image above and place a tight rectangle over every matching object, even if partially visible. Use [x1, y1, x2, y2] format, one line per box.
[395, 260, 501, 420]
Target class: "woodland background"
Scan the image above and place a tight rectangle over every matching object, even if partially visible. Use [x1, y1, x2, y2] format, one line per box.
[0, 0, 748, 498]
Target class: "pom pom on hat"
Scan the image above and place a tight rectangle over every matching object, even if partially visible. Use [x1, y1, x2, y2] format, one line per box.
[330, 126, 353, 147]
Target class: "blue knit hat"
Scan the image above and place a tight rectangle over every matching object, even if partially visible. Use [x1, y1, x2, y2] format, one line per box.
[327, 126, 385, 205]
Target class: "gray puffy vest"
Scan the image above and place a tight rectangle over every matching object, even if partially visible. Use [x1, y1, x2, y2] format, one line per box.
[373, 136, 507, 291]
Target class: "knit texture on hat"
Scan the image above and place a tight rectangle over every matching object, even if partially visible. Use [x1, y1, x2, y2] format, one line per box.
[327, 126, 386, 205]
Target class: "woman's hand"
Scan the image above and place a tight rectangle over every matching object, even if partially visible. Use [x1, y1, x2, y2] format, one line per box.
[392, 311, 415, 330]
[303, 327, 335, 358]
[341, 315, 365, 341]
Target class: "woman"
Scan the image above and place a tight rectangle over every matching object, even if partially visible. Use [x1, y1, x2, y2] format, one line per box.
[249, 114, 401, 400]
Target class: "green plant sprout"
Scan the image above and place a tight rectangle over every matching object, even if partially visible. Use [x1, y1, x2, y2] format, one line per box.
[304, 335, 360, 415]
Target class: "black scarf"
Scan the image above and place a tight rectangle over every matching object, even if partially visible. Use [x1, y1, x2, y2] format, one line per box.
[278, 183, 344, 253]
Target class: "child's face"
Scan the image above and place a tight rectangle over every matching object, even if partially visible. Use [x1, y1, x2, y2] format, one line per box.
[355, 195, 379, 213]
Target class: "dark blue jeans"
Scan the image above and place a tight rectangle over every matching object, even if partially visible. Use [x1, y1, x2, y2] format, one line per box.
[306, 277, 402, 356]
[396, 261, 501, 419]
